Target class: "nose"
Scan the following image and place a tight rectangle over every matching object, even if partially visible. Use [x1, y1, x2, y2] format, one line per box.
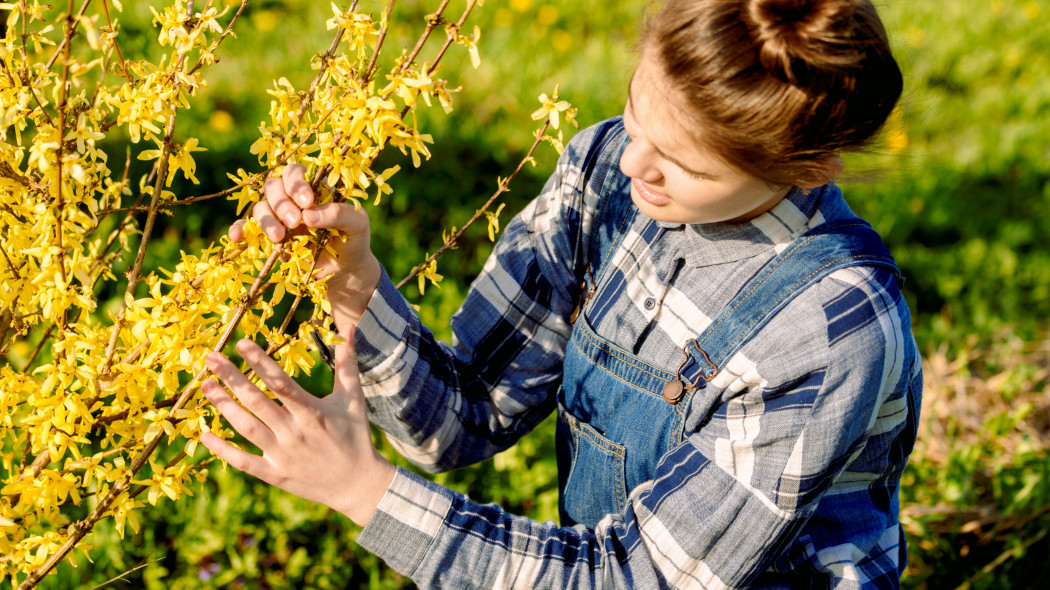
[619, 136, 662, 183]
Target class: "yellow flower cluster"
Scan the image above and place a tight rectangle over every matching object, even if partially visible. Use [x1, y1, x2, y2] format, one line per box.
[1, 0, 571, 585]
[0, 0, 508, 585]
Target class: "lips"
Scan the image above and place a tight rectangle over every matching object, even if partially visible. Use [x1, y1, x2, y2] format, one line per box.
[631, 178, 672, 206]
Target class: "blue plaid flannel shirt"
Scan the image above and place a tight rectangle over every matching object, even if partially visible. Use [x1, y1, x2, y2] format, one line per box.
[352, 118, 923, 589]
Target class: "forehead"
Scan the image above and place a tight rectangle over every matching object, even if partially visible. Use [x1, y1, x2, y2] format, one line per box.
[627, 52, 735, 175]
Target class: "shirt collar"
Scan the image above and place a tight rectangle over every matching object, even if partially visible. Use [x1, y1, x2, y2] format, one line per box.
[651, 185, 838, 270]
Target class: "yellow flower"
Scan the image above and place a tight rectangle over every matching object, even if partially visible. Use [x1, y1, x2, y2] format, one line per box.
[530, 85, 577, 130]
[417, 257, 443, 295]
[485, 203, 506, 242]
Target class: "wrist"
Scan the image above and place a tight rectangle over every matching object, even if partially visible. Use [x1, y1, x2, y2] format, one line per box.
[327, 255, 382, 331]
[343, 454, 397, 527]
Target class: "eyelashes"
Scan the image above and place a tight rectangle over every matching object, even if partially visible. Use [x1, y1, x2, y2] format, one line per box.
[623, 107, 713, 181]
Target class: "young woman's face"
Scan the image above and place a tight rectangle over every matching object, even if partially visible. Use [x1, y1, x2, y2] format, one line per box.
[620, 50, 791, 225]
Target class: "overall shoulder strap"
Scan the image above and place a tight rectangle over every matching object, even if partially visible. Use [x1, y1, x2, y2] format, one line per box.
[673, 218, 902, 391]
[569, 121, 634, 323]
[578, 121, 634, 280]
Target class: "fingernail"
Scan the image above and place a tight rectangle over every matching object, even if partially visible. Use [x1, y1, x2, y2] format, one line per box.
[283, 212, 298, 226]
[302, 210, 317, 224]
[267, 227, 281, 242]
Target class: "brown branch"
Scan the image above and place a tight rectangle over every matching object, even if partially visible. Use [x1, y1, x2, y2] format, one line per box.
[396, 121, 550, 290]
[100, 0, 133, 83]
[397, 0, 451, 77]
[361, 0, 397, 82]
[186, 0, 250, 77]
[23, 325, 56, 370]
[425, 0, 479, 78]
[14, 1, 54, 128]
[41, 0, 94, 74]
[53, 0, 78, 294]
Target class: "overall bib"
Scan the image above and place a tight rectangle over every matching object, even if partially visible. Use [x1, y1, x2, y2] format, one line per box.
[556, 135, 900, 529]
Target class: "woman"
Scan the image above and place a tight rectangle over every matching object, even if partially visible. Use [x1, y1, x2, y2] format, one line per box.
[202, 0, 922, 587]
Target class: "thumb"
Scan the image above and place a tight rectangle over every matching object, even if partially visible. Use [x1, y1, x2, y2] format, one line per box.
[302, 202, 369, 236]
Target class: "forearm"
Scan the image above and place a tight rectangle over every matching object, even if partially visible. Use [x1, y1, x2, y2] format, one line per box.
[354, 267, 565, 471]
[356, 447, 805, 590]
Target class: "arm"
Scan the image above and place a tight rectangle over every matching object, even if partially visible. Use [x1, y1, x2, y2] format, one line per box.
[354, 267, 922, 589]
[231, 124, 614, 473]
[200, 262, 920, 588]
[352, 124, 613, 471]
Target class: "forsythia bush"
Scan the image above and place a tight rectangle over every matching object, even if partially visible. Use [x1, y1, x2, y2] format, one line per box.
[0, 0, 571, 586]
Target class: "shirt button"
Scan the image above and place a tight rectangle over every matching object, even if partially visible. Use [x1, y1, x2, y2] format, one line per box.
[644, 297, 656, 310]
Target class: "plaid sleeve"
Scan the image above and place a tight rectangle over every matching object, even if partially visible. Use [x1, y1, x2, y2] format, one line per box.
[351, 122, 607, 472]
[355, 267, 922, 589]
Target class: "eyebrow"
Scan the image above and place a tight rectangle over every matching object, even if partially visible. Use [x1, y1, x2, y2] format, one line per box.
[625, 76, 718, 180]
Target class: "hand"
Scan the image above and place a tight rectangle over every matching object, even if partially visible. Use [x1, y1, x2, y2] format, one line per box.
[228, 164, 382, 330]
[199, 336, 395, 527]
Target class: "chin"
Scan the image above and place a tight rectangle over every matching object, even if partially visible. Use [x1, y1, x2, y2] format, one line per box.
[629, 192, 703, 224]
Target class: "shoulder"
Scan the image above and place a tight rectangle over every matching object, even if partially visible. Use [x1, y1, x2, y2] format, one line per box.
[515, 116, 632, 251]
[556, 116, 629, 194]
[729, 245, 915, 388]
[751, 261, 916, 401]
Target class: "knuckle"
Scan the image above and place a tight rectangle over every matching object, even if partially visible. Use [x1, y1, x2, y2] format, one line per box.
[240, 421, 261, 441]
[252, 201, 273, 220]
[242, 393, 268, 415]
[267, 377, 295, 399]
[227, 453, 250, 472]
[276, 202, 299, 219]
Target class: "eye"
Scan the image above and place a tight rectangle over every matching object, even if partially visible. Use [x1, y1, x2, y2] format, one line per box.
[678, 164, 708, 181]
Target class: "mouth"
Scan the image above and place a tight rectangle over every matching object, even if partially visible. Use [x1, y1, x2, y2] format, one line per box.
[631, 178, 672, 206]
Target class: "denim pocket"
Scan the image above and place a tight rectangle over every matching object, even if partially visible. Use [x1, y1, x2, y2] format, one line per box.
[556, 401, 628, 528]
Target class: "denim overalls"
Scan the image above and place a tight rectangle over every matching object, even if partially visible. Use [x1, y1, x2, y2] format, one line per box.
[556, 132, 900, 528]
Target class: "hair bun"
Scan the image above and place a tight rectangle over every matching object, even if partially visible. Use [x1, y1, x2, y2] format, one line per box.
[747, 0, 868, 86]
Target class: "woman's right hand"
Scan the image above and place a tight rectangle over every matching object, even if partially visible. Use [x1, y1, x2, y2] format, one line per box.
[229, 164, 382, 332]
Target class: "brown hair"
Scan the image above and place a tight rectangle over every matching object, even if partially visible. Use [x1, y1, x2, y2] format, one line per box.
[643, 0, 902, 187]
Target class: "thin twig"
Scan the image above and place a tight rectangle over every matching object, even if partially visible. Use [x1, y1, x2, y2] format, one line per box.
[85, 557, 163, 590]
[396, 121, 551, 290]
[361, 0, 398, 81]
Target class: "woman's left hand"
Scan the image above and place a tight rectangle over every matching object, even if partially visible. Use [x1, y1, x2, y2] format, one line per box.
[199, 336, 395, 527]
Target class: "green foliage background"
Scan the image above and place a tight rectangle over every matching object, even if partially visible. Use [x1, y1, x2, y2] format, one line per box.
[27, 0, 1050, 587]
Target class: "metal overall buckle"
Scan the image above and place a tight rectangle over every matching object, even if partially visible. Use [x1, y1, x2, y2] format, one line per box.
[663, 339, 718, 404]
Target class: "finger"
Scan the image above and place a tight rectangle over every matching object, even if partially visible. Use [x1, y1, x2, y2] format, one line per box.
[200, 431, 273, 481]
[252, 200, 286, 243]
[205, 351, 290, 434]
[281, 164, 315, 209]
[332, 329, 363, 398]
[235, 339, 314, 414]
[311, 249, 339, 280]
[228, 218, 246, 243]
[201, 378, 277, 450]
[263, 176, 302, 231]
[301, 202, 369, 235]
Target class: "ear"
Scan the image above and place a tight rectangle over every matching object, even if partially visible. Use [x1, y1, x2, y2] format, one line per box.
[797, 154, 844, 189]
